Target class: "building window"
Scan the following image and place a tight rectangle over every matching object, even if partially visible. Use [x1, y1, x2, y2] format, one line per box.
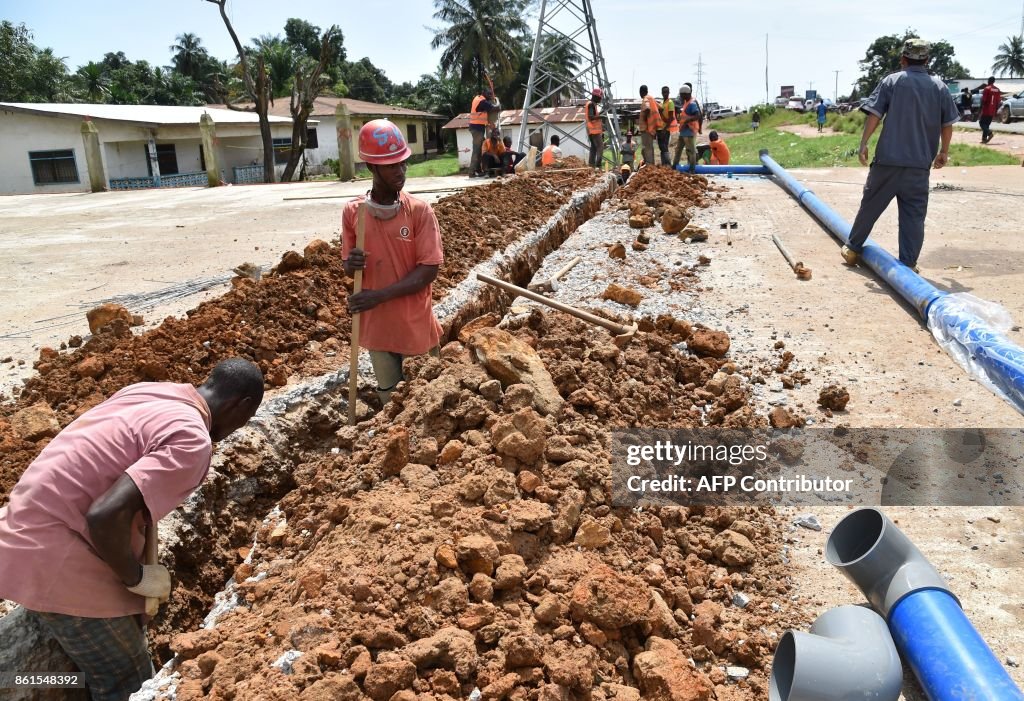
[272, 137, 292, 164]
[144, 144, 179, 176]
[29, 149, 79, 185]
[407, 124, 418, 144]
[306, 128, 319, 149]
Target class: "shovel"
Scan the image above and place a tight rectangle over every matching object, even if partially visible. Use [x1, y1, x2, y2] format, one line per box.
[476, 273, 639, 347]
[347, 206, 366, 425]
[143, 522, 159, 617]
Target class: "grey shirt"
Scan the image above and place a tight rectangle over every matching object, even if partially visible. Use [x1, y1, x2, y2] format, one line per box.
[861, 65, 959, 170]
[620, 140, 635, 164]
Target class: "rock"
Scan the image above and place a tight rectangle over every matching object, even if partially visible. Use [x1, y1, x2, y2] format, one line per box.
[196, 651, 223, 678]
[534, 595, 563, 624]
[456, 535, 500, 576]
[726, 666, 749, 681]
[494, 554, 528, 591]
[680, 224, 709, 242]
[769, 406, 802, 429]
[632, 241, 649, 252]
[400, 463, 439, 491]
[794, 514, 822, 531]
[634, 637, 712, 701]
[469, 573, 494, 602]
[608, 242, 627, 259]
[637, 231, 651, 244]
[138, 360, 170, 381]
[569, 566, 651, 629]
[86, 302, 132, 334]
[500, 632, 546, 668]
[67, 335, 83, 348]
[688, 328, 730, 358]
[438, 439, 465, 466]
[363, 660, 417, 701]
[661, 206, 690, 234]
[277, 250, 306, 273]
[484, 471, 518, 506]
[376, 426, 409, 476]
[130, 314, 145, 327]
[300, 674, 362, 701]
[711, 530, 757, 566]
[267, 365, 289, 387]
[574, 519, 612, 549]
[172, 628, 224, 661]
[435, 544, 459, 569]
[482, 673, 519, 701]
[732, 592, 751, 609]
[468, 327, 563, 416]
[401, 627, 477, 680]
[490, 407, 547, 464]
[458, 313, 502, 345]
[818, 384, 850, 411]
[303, 238, 332, 261]
[543, 641, 599, 690]
[517, 470, 541, 493]
[11, 403, 60, 441]
[507, 500, 553, 532]
[601, 284, 643, 307]
[629, 213, 655, 229]
[479, 379, 502, 402]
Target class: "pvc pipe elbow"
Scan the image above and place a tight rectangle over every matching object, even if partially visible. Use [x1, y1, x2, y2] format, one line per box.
[770, 605, 903, 701]
[826, 508, 954, 618]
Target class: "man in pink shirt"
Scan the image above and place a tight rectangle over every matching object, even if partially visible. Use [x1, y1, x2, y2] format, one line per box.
[0, 358, 263, 700]
[343, 119, 444, 404]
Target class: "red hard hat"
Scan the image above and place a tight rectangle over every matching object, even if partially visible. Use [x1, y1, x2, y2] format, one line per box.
[358, 119, 411, 165]
[592, 87, 604, 99]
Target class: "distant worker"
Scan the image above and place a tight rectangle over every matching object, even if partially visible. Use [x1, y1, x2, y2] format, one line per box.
[501, 136, 526, 173]
[958, 87, 972, 119]
[620, 131, 636, 169]
[541, 134, 563, 167]
[344, 120, 444, 402]
[481, 128, 506, 177]
[638, 85, 663, 167]
[672, 84, 701, 170]
[658, 85, 677, 166]
[586, 88, 604, 168]
[697, 130, 730, 165]
[468, 87, 497, 178]
[751, 108, 761, 132]
[816, 98, 827, 132]
[0, 358, 264, 700]
[618, 164, 632, 186]
[980, 76, 1000, 144]
[841, 39, 958, 272]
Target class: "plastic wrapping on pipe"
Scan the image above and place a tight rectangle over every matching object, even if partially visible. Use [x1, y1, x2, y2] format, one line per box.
[674, 164, 769, 175]
[760, 149, 1024, 415]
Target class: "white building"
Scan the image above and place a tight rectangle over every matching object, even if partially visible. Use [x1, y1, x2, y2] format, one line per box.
[0, 103, 299, 195]
[442, 106, 593, 168]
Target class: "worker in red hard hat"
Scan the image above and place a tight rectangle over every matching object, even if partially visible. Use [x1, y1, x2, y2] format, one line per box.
[342, 119, 444, 404]
[586, 88, 604, 168]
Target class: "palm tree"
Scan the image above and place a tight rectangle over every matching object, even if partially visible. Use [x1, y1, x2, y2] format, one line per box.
[170, 32, 208, 80]
[430, 0, 529, 91]
[992, 36, 1024, 78]
[251, 34, 295, 99]
[75, 61, 109, 102]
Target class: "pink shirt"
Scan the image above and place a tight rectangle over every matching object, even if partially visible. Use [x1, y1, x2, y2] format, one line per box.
[0, 383, 212, 618]
[341, 192, 444, 355]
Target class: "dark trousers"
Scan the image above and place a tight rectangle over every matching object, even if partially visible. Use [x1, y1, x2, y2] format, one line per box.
[482, 153, 503, 174]
[656, 129, 671, 165]
[640, 132, 655, 166]
[979, 115, 993, 142]
[848, 164, 930, 267]
[469, 128, 485, 174]
[502, 151, 526, 172]
[588, 133, 603, 167]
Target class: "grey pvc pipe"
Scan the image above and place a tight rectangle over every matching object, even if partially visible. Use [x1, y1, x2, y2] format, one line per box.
[826, 507, 954, 617]
[770, 605, 902, 701]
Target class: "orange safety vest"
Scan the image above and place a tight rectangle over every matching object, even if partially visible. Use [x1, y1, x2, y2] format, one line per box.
[642, 95, 664, 135]
[679, 98, 702, 134]
[585, 100, 603, 135]
[470, 95, 489, 127]
[541, 145, 558, 166]
[662, 99, 679, 134]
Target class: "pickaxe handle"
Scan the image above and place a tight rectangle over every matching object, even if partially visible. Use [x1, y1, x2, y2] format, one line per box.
[551, 256, 582, 283]
[144, 522, 159, 617]
[347, 207, 366, 425]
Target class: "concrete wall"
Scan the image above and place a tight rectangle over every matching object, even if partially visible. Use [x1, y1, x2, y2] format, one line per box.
[0, 111, 90, 194]
[451, 123, 584, 169]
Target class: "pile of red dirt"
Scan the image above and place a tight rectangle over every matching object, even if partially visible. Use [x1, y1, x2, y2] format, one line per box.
[618, 167, 712, 209]
[0, 172, 605, 506]
[158, 312, 799, 701]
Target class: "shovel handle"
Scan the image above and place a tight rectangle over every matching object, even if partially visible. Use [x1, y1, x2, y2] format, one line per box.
[476, 273, 630, 336]
[144, 522, 159, 617]
[348, 206, 366, 425]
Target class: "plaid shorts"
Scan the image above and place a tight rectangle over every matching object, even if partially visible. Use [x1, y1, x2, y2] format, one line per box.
[31, 610, 154, 701]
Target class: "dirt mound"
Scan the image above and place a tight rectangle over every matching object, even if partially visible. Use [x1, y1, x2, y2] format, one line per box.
[618, 167, 711, 209]
[0, 172, 605, 506]
[162, 311, 794, 700]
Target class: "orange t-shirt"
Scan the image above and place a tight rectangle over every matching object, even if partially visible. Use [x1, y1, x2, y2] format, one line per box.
[342, 192, 444, 355]
[710, 140, 730, 165]
[482, 139, 506, 156]
[0, 383, 212, 617]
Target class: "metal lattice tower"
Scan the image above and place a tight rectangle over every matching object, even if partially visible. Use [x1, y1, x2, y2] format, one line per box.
[517, 0, 621, 167]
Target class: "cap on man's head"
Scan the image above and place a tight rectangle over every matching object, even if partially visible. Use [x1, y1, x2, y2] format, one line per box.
[679, 84, 692, 95]
[902, 38, 930, 60]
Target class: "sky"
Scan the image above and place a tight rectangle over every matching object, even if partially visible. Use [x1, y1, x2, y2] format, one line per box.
[3, 0, 1022, 106]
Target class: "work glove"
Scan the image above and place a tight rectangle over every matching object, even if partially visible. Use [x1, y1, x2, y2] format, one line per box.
[126, 564, 171, 602]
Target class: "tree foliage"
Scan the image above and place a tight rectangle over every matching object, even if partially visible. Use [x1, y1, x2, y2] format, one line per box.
[856, 29, 970, 95]
[430, 0, 529, 90]
[0, 21, 72, 101]
[992, 36, 1024, 79]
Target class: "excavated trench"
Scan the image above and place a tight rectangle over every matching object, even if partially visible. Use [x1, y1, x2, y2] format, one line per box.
[0, 171, 616, 699]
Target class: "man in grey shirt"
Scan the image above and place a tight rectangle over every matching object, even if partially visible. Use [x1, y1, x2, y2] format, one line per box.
[841, 38, 959, 271]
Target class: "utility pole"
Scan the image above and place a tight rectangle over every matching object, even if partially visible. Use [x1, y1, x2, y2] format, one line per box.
[765, 34, 769, 105]
[833, 70, 841, 102]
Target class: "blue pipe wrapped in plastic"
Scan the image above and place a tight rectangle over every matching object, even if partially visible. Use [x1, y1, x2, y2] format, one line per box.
[674, 164, 769, 175]
[758, 148, 1024, 415]
[889, 589, 1024, 701]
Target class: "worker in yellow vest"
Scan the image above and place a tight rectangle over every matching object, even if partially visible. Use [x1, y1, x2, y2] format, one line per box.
[638, 85, 663, 168]
[658, 86, 677, 166]
[468, 88, 496, 178]
[586, 88, 604, 168]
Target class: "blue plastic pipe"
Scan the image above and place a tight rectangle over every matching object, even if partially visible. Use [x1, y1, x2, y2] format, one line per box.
[759, 149, 1024, 414]
[675, 164, 769, 175]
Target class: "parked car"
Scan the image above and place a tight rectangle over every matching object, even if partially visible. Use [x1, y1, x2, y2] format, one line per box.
[774, 96, 790, 107]
[998, 90, 1024, 123]
[708, 106, 744, 120]
[786, 97, 806, 111]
